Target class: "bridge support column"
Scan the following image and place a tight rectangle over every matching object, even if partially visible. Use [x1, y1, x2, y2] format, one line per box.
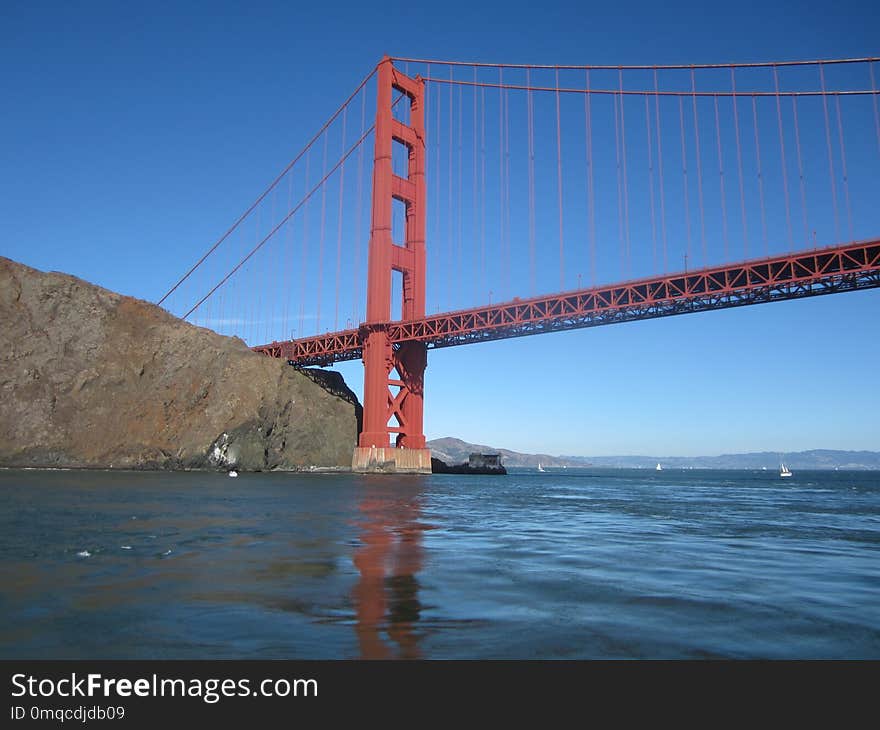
[353, 57, 430, 474]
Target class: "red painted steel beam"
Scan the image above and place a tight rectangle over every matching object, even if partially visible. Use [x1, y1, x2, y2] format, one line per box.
[253, 238, 880, 366]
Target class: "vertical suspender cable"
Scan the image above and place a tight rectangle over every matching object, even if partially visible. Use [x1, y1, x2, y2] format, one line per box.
[645, 95, 657, 272]
[556, 66, 565, 289]
[229, 228, 239, 337]
[266, 184, 277, 343]
[772, 64, 794, 250]
[751, 96, 769, 255]
[299, 150, 311, 336]
[791, 96, 810, 247]
[498, 67, 505, 299]
[242, 223, 250, 338]
[713, 94, 729, 260]
[458, 84, 464, 305]
[272, 184, 281, 341]
[197, 243, 207, 328]
[354, 86, 367, 325]
[504, 81, 511, 298]
[232, 238, 240, 337]
[480, 86, 487, 301]
[618, 68, 630, 274]
[528, 67, 536, 294]
[473, 65, 479, 303]
[448, 66, 454, 309]
[334, 106, 347, 331]
[240, 204, 249, 338]
[819, 63, 840, 244]
[250, 199, 261, 342]
[614, 92, 624, 277]
[678, 96, 693, 269]
[282, 157, 294, 338]
[690, 68, 707, 265]
[434, 71, 442, 312]
[585, 70, 596, 285]
[421, 70, 430, 316]
[316, 131, 328, 334]
[654, 69, 668, 272]
[201, 265, 209, 329]
[834, 94, 854, 241]
[871, 62, 880, 155]
[730, 68, 749, 258]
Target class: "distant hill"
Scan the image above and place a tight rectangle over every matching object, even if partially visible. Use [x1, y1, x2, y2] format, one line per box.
[426, 437, 880, 470]
[428, 437, 574, 468]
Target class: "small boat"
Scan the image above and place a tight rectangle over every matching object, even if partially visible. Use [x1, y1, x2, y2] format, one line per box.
[779, 463, 792, 478]
[228, 470, 239, 478]
[537, 463, 545, 472]
[655, 463, 662, 471]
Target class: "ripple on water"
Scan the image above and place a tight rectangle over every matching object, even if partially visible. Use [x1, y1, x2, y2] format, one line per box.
[0, 468, 878, 659]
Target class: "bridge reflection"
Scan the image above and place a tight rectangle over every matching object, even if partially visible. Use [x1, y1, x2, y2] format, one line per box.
[352, 480, 428, 659]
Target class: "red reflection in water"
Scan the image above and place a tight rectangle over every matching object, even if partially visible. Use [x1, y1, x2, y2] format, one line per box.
[352, 485, 426, 659]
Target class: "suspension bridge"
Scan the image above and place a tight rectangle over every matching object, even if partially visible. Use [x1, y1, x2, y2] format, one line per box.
[158, 55, 880, 473]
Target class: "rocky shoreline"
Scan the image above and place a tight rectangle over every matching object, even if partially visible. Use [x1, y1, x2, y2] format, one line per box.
[0, 257, 360, 472]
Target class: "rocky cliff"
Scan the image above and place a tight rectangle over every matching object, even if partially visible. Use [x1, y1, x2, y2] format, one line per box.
[0, 257, 360, 470]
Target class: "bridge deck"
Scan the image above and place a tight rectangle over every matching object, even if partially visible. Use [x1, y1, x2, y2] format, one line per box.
[253, 238, 880, 366]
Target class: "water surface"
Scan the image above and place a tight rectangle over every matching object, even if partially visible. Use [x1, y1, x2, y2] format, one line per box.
[1, 467, 878, 658]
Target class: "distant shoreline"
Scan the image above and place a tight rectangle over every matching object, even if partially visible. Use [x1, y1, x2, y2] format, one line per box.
[427, 438, 880, 471]
[0, 465, 353, 474]
[2, 465, 878, 474]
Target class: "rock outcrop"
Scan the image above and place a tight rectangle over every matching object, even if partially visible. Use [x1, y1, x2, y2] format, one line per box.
[431, 454, 506, 475]
[0, 257, 360, 470]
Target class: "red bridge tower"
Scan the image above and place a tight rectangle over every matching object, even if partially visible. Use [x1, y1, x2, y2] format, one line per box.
[352, 58, 431, 473]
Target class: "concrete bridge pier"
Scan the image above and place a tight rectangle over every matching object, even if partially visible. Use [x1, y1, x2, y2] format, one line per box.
[352, 446, 432, 474]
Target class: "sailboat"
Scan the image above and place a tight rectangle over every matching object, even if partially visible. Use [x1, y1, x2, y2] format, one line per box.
[655, 463, 662, 471]
[537, 463, 545, 472]
[779, 462, 792, 478]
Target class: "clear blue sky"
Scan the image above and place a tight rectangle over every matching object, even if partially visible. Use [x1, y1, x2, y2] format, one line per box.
[2, 0, 878, 456]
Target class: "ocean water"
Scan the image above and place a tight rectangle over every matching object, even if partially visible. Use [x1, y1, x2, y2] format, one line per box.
[0, 467, 878, 659]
